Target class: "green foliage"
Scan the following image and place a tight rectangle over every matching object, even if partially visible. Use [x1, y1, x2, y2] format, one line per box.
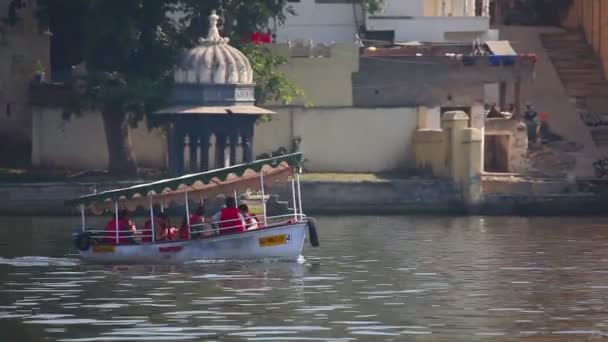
[362, 0, 384, 14]
[241, 44, 306, 106]
[175, 1, 305, 106]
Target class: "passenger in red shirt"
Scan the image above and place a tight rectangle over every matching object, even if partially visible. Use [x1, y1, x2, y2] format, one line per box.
[104, 210, 137, 245]
[142, 212, 176, 243]
[238, 204, 260, 230]
[179, 205, 206, 240]
[212, 197, 246, 235]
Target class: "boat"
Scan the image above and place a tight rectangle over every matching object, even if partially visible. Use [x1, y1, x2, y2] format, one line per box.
[67, 153, 319, 264]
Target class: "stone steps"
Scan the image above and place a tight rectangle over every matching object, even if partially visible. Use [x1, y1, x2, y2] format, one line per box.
[540, 30, 608, 148]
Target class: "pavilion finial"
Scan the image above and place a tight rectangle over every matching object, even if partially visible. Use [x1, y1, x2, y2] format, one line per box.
[202, 9, 229, 44]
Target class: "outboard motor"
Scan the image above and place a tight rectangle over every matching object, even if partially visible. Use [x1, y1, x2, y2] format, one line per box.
[307, 218, 320, 247]
[72, 231, 92, 251]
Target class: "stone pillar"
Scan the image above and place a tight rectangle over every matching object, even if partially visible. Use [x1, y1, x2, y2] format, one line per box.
[470, 0, 477, 16]
[242, 135, 253, 163]
[417, 106, 428, 129]
[464, 0, 475, 16]
[175, 129, 185, 176]
[441, 111, 469, 180]
[166, 123, 176, 175]
[470, 101, 486, 130]
[461, 128, 484, 209]
[215, 133, 226, 168]
[482, 0, 490, 16]
[199, 132, 210, 171]
[229, 133, 238, 166]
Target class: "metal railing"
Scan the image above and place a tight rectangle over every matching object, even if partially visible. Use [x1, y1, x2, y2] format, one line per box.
[81, 213, 307, 246]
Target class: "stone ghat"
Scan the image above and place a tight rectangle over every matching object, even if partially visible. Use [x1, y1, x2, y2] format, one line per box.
[0, 178, 606, 216]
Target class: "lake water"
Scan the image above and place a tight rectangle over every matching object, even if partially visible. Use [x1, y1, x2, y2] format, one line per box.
[1, 215, 608, 341]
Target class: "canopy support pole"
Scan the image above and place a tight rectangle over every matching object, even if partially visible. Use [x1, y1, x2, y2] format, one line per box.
[149, 195, 155, 243]
[184, 190, 191, 239]
[291, 172, 298, 220]
[80, 205, 86, 232]
[296, 171, 303, 217]
[114, 201, 119, 245]
[160, 203, 164, 212]
[80, 204, 86, 232]
[260, 172, 267, 226]
[234, 190, 238, 206]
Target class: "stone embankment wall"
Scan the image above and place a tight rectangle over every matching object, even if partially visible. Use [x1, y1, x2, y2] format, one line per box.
[274, 179, 464, 215]
[0, 179, 463, 216]
[0, 178, 606, 216]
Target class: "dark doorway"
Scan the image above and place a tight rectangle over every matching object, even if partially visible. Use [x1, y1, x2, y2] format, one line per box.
[485, 134, 510, 172]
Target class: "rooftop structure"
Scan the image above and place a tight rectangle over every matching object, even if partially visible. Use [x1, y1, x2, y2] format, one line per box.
[273, 0, 495, 45]
[154, 11, 273, 175]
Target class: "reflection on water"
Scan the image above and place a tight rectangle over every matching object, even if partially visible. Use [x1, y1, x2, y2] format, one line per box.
[1, 216, 608, 341]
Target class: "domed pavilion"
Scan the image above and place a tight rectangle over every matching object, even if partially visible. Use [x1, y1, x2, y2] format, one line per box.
[154, 10, 274, 175]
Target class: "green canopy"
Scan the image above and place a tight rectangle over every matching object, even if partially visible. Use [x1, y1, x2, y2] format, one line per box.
[67, 153, 302, 214]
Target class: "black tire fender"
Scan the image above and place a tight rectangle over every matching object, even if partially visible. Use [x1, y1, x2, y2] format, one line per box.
[73, 232, 91, 251]
[307, 218, 320, 247]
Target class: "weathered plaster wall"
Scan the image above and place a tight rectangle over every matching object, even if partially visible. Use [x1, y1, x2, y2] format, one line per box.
[32, 106, 419, 173]
[0, 0, 50, 145]
[31, 108, 167, 170]
[352, 56, 533, 108]
[0, 179, 463, 216]
[255, 106, 419, 173]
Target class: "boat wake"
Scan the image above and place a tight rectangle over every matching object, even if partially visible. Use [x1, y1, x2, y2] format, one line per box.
[0, 256, 80, 267]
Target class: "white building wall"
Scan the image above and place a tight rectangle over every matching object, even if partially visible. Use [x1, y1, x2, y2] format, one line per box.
[275, 0, 493, 44]
[377, 0, 425, 16]
[274, 0, 362, 44]
[367, 16, 491, 43]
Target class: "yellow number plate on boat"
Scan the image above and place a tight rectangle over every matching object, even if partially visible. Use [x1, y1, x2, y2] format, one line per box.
[259, 234, 290, 247]
[92, 245, 116, 253]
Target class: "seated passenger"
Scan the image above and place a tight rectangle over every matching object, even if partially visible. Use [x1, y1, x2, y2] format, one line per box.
[238, 204, 260, 230]
[212, 197, 246, 235]
[104, 210, 137, 245]
[179, 205, 206, 240]
[142, 212, 176, 242]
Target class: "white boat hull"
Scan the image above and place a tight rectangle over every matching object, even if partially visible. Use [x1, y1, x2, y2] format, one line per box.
[80, 222, 308, 264]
